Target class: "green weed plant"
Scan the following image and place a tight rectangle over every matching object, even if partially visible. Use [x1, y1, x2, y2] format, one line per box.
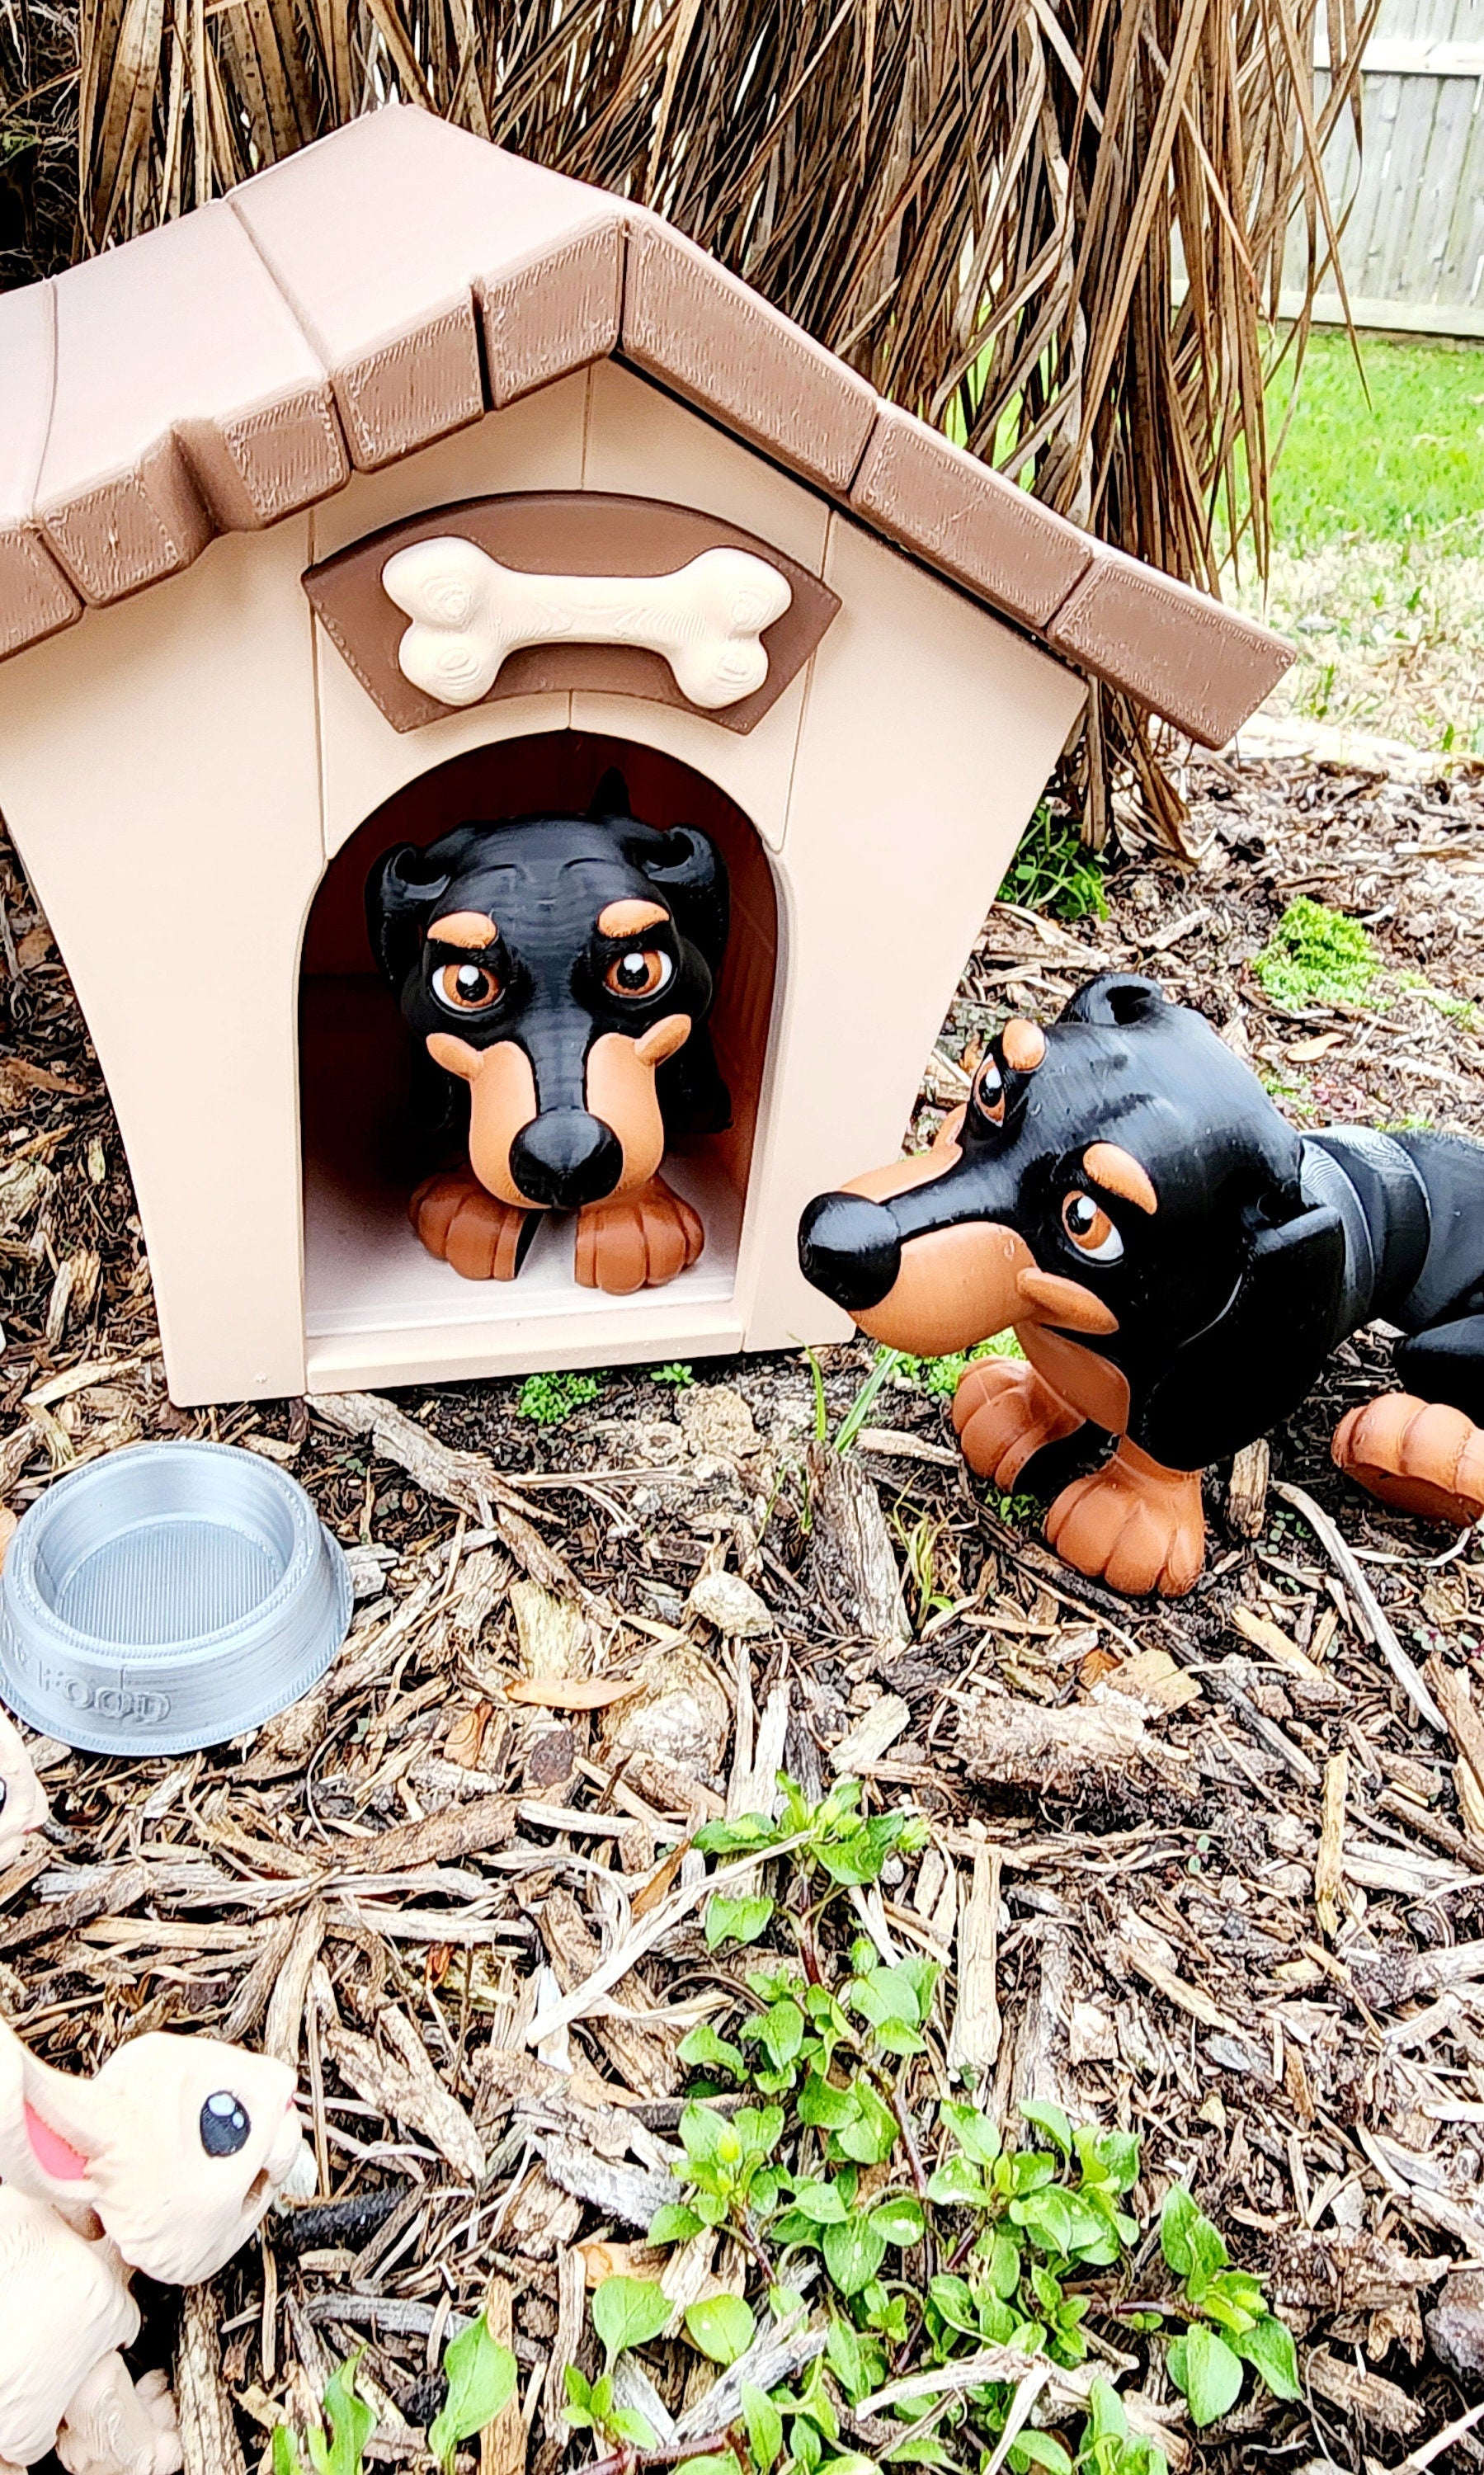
[1252, 898, 1378, 1011]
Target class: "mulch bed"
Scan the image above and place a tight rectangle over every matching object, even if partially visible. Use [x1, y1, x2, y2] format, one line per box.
[6, 752, 1484, 2471]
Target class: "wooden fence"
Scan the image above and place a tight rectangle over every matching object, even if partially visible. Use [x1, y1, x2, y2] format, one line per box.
[1281, 0, 1484, 337]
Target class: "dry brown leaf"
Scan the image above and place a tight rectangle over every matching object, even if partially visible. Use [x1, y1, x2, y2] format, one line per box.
[505, 1675, 642, 1710]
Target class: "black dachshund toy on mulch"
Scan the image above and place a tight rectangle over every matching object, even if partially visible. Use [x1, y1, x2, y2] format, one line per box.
[799, 973, 1484, 1596]
[367, 771, 729, 1295]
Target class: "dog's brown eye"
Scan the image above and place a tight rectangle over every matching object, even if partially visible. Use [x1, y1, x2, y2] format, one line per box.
[434, 961, 501, 1012]
[976, 1061, 1006, 1124]
[605, 949, 673, 1000]
[1061, 1190, 1124, 1263]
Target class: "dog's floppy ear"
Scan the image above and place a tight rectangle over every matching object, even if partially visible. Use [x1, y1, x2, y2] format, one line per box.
[365, 842, 453, 988]
[1058, 974, 1169, 1029]
[629, 824, 730, 969]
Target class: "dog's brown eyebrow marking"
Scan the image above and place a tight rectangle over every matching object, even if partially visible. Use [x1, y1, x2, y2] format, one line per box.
[1001, 1017, 1045, 1072]
[429, 911, 499, 949]
[1083, 1142, 1157, 1214]
[597, 898, 669, 937]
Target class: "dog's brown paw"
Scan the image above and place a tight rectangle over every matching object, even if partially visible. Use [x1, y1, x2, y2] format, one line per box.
[1046, 1441, 1205, 1596]
[574, 1176, 704, 1294]
[410, 1172, 535, 1280]
[1333, 1392, 1484, 1527]
[952, 1355, 1084, 1486]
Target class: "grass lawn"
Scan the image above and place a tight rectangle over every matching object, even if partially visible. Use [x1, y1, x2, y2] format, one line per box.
[1264, 331, 1484, 547]
[1227, 331, 1484, 755]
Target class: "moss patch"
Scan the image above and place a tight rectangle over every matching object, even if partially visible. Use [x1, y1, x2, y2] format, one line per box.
[1253, 898, 1378, 1011]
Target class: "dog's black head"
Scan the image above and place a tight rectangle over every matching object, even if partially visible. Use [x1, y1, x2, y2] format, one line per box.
[799, 975, 1307, 1388]
[367, 771, 729, 1212]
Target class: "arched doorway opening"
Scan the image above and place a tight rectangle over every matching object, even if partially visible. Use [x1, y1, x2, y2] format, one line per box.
[298, 732, 779, 1368]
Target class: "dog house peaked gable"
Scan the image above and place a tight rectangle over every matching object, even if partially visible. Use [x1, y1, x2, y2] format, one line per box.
[0, 106, 1290, 1408]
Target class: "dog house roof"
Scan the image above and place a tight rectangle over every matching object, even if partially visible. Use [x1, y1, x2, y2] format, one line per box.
[0, 103, 1289, 747]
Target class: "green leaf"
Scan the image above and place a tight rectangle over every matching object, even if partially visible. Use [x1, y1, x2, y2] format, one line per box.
[311, 2358, 375, 2475]
[1234, 2315, 1302, 2403]
[823, 2213, 888, 2296]
[680, 2023, 747, 2077]
[751, 1998, 806, 2068]
[834, 2083, 899, 2166]
[870, 2194, 925, 2249]
[650, 2202, 705, 2244]
[1171, 2325, 1244, 2428]
[799, 2071, 855, 2129]
[611, 2409, 661, 2448]
[743, 2382, 784, 2474]
[704, 1893, 775, 1950]
[695, 1813, 779, 1854]
[676, 2454, 743, 2475]
[430, 2321, 517, 2473]
[1007, 2435, 1072, 2475]
[825, 2315, 869, 2403]
[940, 2100, 1001, 2168]
[986, 2231, 1022, 2299]
[926, 2155, 987, 2208]
[680, 2100, 731, 2166]
[1018, 2100, 1072, 2157]
[792, 2176, 850, 2224]
[272, 2430, 305, 2475]
[563, 2365, 593, 2419]
[1011, 2186, 1078, 2255]
[685, 2294, 756, 2366]
[1158, 2187, 1199, 2279]
[593, 2276, 672, 2360]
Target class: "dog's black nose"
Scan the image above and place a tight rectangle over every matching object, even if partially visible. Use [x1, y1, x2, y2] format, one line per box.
[798, 1191, 902, 1313]
[510, 1112, 624, 1209]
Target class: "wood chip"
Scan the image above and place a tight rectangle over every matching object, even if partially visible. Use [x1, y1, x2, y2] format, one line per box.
[1230, 1600, 1329, 1685]
[539, 1885, 678, 2097]
[1307, 2346, 1423, 2437]
[357, 1795, 516, 1871]
[1100, 1648, 1202, 1712]
[830, 1694, 912, 1773]
[947, 1841, 1001, 2078]
[1315, 1750, 1348, 1941]
[176, 2282, 248, 2475]
[1274, 1481, 1447, 1734]
[1226, 1438, 1270, 1538]
[479, 2278, 525, 2475]
[327, 2012, 486, 2185]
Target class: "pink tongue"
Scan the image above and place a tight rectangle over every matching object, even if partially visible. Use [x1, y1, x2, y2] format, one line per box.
[25, 2102, 90, 2181]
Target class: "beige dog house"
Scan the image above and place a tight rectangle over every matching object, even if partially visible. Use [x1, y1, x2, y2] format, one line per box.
[0, 106, 1288, 1409]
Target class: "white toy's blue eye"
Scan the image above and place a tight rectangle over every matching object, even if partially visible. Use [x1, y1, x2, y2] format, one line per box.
[200, 2091, 250, 2157]
[1062, 1191, 1124, 1264]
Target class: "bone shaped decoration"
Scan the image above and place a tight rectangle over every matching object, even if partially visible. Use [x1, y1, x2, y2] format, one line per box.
[0, 2011, 313, 2473]
[0, 1705, 48, 1869]
[381, 536, 793, 712]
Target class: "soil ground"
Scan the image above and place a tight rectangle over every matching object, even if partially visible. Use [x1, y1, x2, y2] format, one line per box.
[7, 752, 1484, 2472]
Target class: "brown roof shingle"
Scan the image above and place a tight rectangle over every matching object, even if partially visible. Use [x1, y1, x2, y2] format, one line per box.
[0, 102, 1291, 745]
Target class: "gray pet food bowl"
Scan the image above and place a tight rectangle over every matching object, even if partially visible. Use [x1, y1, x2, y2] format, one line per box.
[0, 1440, 351, 1756]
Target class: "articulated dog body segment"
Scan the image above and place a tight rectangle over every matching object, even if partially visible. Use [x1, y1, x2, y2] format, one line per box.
[799, 974, 1484, 1595]
[0, 2015, 309, 2473]
[368, 771, 728, 1294]
[0, 1711, 48, 1870]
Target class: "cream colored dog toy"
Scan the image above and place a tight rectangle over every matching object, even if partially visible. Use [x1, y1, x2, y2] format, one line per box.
[0, 2016, 309, 2474]
[0, 1712, 48, 1870]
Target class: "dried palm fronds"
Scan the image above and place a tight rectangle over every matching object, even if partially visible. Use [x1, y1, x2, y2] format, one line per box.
[1, 0, 1373, 841]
